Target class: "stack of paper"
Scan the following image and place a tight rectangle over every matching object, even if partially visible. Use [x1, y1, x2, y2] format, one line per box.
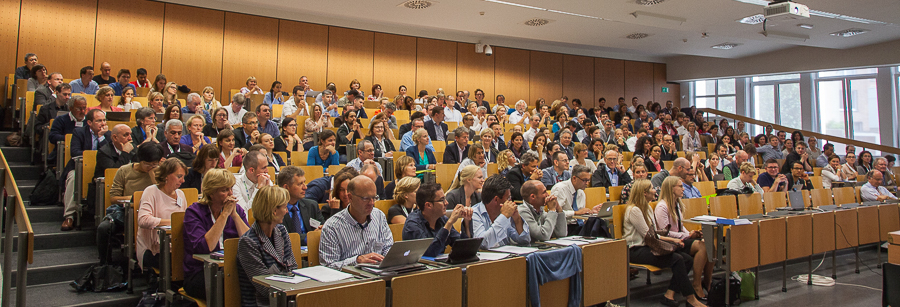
[691, 215, 722, 222]
[292, 266, 354, 282]
[265, 275, 310, 284]
[546, 236, 610, 246]
[489, 246, 539, 255]
[476, 252, 511, 261]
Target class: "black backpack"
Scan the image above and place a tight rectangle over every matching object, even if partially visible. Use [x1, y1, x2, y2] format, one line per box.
[707, 274, 742, 307]
[29, 171, 59, 206]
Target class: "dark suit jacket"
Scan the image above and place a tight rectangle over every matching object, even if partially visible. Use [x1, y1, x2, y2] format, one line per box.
[398, 122, 412, 139]
[34, 85, 53, 112]
[95, 142, 133, 178]
[35, 102, 68, 135]
[65, 127, 112, 171]
[49, 114, 82, 147]
[424, 120, 448, 141]
[365, 136, 395, 158]
[443, 142, 470, 165]
[506, 165, 528, 201]
[304, 176, 333, 204]
[130, 125, 164, 147]
[405, 146, 436, 171]
[233, 127, 254, 149]
[282, 198, 326, 244]
[660, 147, 678, 161]
[161, 142, 193, 157]
[591, 164, 633, 188]
[479, 101, 491, 113]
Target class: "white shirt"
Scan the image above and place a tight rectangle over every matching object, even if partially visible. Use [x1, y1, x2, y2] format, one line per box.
[523, 127, 539, 143]
[225, 105, 248, 126]
[443, 107, 462, 123]
[282, 96, 309, 123]
[232, 172, 273, 212]
[508, 111, 529, 125]
[549, 180, 586, 225]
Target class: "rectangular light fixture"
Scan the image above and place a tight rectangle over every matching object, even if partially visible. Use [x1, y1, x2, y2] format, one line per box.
[631, 11, 686, 25]
[737, 14, 766, 25]
[830, 28, 869, 37]
[711, 43, 741, 50]
[483, 0, 602, 20]
[761, 30, 809, 42]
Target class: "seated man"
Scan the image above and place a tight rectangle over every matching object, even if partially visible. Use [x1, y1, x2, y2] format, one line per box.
[131, 107, 161, 146]
[756, 159, 787, 192]
[35, 83, 72, 140]
[551, 165, 595, 236]
[591, 150, 632, 188]
[400, 118, 434, 152]
[443, 127, 470, 165]
[181, 93, 212, 124]
[255, 104, 280, 138]
[96, 124, 134, 178]
[61, 109, 111, 231]
[518, 180, 566, 242]
[347, 140, 383, 175]
[784, 161, 814, 191]
[160, 119, 193, 157]
[320, 175, 394, 269]
[48, 96, 88, 163]
[860, 170, 898, 202]
[233, 112, 260, 149]
[874, 157, 896, 187]
[472, 175, 530, 249]
[359, 163, 387, 201]
[277, 166, 324, 245]
[681, 168, 703, 199]
[108, 69, 135, 96]
[402, 183, 472, 257]
[233, 151, 274, 212]
[424, 106, 448, 141]
[507, 152, 542, 201]
[304, 175, 333, 204]
[540, 151, 571, 189]
[226, 93, 249, 125]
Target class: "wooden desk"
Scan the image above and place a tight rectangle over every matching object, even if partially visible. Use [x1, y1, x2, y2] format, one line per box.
[391, 268, 462, 307]
[193, 254, 225, 307]
[466, 257, 527, 307]
[582, 240, 628, 306]
[252, 273, 372, 307]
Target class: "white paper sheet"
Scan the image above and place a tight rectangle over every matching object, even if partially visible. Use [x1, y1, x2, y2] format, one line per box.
[293, 266, 355, 282]
[489, 246, 539, 255]
[545, 239, 588, 246]
[690, 215, 722, 222]
[476, 252, 512, 261]
[265, 275, 309, 284]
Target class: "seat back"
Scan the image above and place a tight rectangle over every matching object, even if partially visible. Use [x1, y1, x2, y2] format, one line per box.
[298, 166, 324, 183]
[435, 163, 458, 191]
[583, 187, 607, 207]
[389, 223, 403, 242]
[763, 191, 787, 212]
[64, 134, 72, 164]
[466, 257, 527, 307]
[224, 238, 240, 307]
[104, 168, 117, 211]
[374, 200, 393, 217]
[181, 188, 198, 204]
[608, 186, 624, 201]
[737, 192, 763, 215]
[612, 205, 626, 239]
[809, 176, 824, 189]
[306, 230, 321, 267]
[692, 181, 716, 197]
[709, 195, 737, 219]
[832, 187, 857, 205]
[291, 151, 308, 166]
[171, 211, 187, 282]
[391, 268, 462, 307]
[288, 233, 303, 264]
[80, 150, 97, 197]
[810, 188, 833, 207]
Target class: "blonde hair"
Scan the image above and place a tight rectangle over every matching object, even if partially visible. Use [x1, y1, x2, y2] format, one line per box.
[627, 179, 654, 229]
[449, 165, 481, 191]
[245, 76, 257, 86]
[413, 128, 429, 145]
[95, 86, 114, 105]
[393, 177, 420, 206]
[199, 169, 237, 205]
[497, 149, 512, 170]
[479, 128, 493, 138]
[658, 176, 683, 231]
[251, 186, 290, 224]
[739, 162, 755, 174]
[188, 114, 205, 128]
[164, 82, 178, 103]
[147, 91, 164, 101]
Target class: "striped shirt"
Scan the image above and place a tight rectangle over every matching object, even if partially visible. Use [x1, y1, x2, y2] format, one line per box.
[319, 208, 394, 269]
[237, 223, 297, 306]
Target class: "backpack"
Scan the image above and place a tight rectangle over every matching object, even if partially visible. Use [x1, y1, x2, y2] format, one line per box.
[707, 273, 742, 307]
[70, 264, 127, 293]
[29, 171, 59, 206]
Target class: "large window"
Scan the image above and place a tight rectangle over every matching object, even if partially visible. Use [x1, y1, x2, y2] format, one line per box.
[749, 74, 801, 135]
[816, 68, 880, 154]
[694, 78, 735, 113]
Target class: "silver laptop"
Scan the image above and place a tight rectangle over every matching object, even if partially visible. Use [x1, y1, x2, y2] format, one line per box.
[357, 238, 432, 270]
[787, 191, 806, 210]
[595, 201, 619, 218]
[712, 173, 725, 181]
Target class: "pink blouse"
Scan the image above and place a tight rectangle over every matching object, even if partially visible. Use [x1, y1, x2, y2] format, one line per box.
[136, 185, 186, 268]
[654, 199, 690, 240]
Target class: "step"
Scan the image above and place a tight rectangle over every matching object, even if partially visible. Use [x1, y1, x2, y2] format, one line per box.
[23, 205, 64, 224]
[2, 221, 96, 251]
[15, 179, 37, 198]
[5, 161, 42, 180]
[1, 146, 33, 163]
[11, 281, 143, 307]
[10, 246, 98, 286]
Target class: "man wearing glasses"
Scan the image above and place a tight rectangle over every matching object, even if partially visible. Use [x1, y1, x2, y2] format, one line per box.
[402, 183, 472, 257]
[347, 140, 383, 175]
[160, 119, 192, 157]
[541, 152, 572, 189]
[551, 165, 600, 236]
[320, 175, 394, 269]
[785, 162, 814, 191]
[650, 157, 692, 188]
[756, 159, 787, 192]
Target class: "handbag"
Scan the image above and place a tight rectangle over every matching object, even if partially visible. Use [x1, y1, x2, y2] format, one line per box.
[643, 214, 677, 256]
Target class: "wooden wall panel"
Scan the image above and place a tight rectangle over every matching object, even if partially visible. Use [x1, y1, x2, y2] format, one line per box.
[161, 4, 224, 92]
[373, 33, 416, 98]
[95, 0, 164, 77]
[624, 61, 654, 106]
[529, 51, 562, 105]
[277, 20, 328, 93]
[595, 58, 625, 106]
[654, 63, 680, 108]
[18, 0, 97, 78]
[0, 0, 20, 75]
[456, 43, 494, 106]
[415, 38, 457, 98]
[494, 47, 529, 106]
[562, 54, 594, 108]
[327, 27, 374, 96]
[221, 13, 278, 94]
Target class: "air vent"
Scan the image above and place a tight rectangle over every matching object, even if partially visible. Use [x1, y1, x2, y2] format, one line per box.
[626, 33, 651, 39]
[401, 0, 433, 9]
[711, 43, 741, 50]
[524, 18, 551, 26]
[737, 14, 766, 25]
[636, 0, 665, 6]
[830, 28, 869, 37]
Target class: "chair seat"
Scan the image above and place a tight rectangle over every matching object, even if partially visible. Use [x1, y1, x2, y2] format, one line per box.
[178, 288, 207, 307]
[152, 268, 160, 275]
[629, 263, 665, 272]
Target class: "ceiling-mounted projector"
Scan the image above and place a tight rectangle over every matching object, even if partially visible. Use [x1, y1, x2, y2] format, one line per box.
[764, 1, 810, 21]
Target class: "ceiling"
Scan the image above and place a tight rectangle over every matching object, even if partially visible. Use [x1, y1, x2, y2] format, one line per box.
[164, 0, 900, 62]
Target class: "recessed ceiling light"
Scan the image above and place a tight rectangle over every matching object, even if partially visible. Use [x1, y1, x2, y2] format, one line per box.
[711, 43, 741, 50]
[797, 24, 814, 29]
[636, 0, 665, 5]
[830, 28, 869, 37]
[400, 0, 433, 9]
[626, 33, 651, 40]
[524, 18, 552, 26]
[737, 14, 766, 25]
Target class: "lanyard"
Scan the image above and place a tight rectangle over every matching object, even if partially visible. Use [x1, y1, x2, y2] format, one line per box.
[210, 211, 224, 250]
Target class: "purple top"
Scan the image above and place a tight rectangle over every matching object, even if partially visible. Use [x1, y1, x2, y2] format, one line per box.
[183, 202, 248, 277]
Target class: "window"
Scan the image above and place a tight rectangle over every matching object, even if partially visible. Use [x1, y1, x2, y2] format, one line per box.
[693, 78, 736, 112]
[752, 74, 800, 82]
[750, 76, 801, 134]
[818, 68, 878, 78]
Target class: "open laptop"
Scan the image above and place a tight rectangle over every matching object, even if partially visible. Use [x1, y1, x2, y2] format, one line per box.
[446, 238, 483, 264]
[357, 238, 432, 273]
[106, 111, 131, 122]
[595, 201, 619, 218]
[776, 191, 806, 211]
[712, 173, 725, 181]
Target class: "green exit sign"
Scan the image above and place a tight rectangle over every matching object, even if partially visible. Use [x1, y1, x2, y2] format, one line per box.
[661, 87, 669, 93]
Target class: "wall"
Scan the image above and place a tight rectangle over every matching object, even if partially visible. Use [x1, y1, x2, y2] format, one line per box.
[4, 0, 678, 109]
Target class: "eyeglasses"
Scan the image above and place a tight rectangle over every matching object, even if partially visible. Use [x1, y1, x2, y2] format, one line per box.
[431, 197, 446, 203]
[351, 193, 378, 203]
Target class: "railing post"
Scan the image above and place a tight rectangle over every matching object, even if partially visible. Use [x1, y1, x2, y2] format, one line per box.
[73, 157, 83, 229]
[55, 141, 64, 180]
[2, 195, 17, 307]
[41, 127, 49, 172]
[18, 97, 25, 136]
[94, 178, 105, 226]
[16, 229, 27, 307]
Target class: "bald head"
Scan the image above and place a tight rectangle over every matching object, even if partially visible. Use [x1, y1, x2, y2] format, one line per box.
[521, 180, 547, 208]
[114, 124, 130, 134]
[672, 157, 691, 177]
[347, 175, 375, 194]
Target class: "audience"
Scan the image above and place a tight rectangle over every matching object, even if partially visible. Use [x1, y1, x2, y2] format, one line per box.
[259, 134, 285, 170]
[302, 104, 333, 150]
[541, 151, 571, 189]
[347, 140, 383, 174]
[60, 109, 111, 231]
[14, 53, 38, 81]
[320, 175, 393, 269]
[274, 117, 303, 154]
[237, 186, 297, 307]
[472, 175, 530, 249]
[93, 62, 116, 85]
[757, 159, 787, 192]
[785, 162, 814, 191]
[821, 154, 848, 189]
[319, 167, 359, 220]
[655, 176, 713, 298]
[36, 83, 73, 141]
[406, 128, 437, 172]
[384, 155, 416, 201]
[226, 94, 249, 125]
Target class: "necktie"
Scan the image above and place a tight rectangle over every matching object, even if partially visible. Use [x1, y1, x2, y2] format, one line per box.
[290, 205, 305, 235]
[93, 137, 98, 150]
[573, 191, 584, 226]
[436, 124, 444, 141]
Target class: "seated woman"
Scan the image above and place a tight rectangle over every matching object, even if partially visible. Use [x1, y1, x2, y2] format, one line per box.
[89, 86, 123, 112]
[446, 165, 484, 218]
[322, 167, 359, 220]
[303, 104, 333, 150]
[241, 76, 264, 96]
[655, 176, 713, 299]
[201, 86, 222, 113]
[147, 91, 166, 113]
[274, 117, 303, 156]
[137, 158, 188, 271]
[385, 155, 417, 200]
[498, 149, 515, 177]
[365, 118, 395, 158]
[259, 133, 285, 171]
[158, 104, 185, 134]
[216, 129, 245, 168]
[624, 179, 706, 307]
[507, 132, 526, 161]
[527, 134, 548, 164]
[388, 177, 419, 224]
[568, 143, 596, 174]
[644, 144, 664, 172]
[457, 144, 488, 179]
[203, 107, 232, 139]
[307, 130, 339, 172]
[263, 81, 286, 105]
[237, 186, 298, 307]
[117, 87, 141, 111]
[162, 81, 182, 108]
[182, 144, 220, 192]
[181, 115, 211, 153]
[621, 164, 652, 202]
[183, 169, 250, 300]
[405, 128, 436, 175]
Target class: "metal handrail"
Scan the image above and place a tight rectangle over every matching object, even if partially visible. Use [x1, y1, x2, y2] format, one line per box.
[0, 144, 35, 307]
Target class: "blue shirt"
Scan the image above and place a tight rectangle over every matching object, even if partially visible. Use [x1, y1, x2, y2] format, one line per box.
[541, 167, 571, 188]
[682, 182, 702, 199]
[69, 79, 99, 95]
[307, 146, 340, 171]
[472, 202, 530, 249]
[181, 107, 213, 123]
[607, 168, 619, 187]
[108, 82, 135, 96]
[264, 92, 285, 105]
[258, 120, 281, 138]
[401, 209, 468, 257]
[400, 131, 434, 152]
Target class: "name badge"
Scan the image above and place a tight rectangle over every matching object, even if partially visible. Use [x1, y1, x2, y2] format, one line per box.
[75, 121, 84, 127]
[308, 219, 321, 228]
